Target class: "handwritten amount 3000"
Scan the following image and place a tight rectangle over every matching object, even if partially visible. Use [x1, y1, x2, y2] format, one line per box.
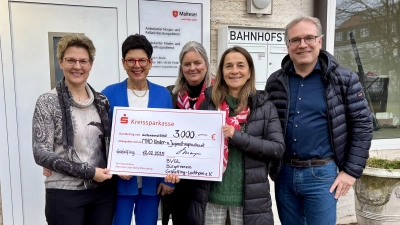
[173, 130, 195, 139]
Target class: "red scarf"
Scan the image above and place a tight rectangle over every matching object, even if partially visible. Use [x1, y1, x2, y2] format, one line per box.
[220, 100, 249, 173]
[176, 82, 207, 110]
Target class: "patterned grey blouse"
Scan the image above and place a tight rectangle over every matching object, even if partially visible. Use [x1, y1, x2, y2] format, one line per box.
[32, 86, 107, 190]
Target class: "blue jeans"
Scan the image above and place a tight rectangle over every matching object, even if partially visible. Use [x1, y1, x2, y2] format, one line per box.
[275, 161, 338, 225]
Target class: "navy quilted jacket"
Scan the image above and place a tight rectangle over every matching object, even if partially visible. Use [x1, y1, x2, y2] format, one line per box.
[265, 50, 373, 179]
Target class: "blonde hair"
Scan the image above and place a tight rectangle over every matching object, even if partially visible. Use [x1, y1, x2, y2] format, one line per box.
[172, 41, 212, 94]
[57, 34, 96, 62]
[212, 46, 256, 113]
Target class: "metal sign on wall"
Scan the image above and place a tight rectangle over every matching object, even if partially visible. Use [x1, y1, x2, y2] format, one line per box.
[226, 26, 285, 44]
[139, 0, 202, 77]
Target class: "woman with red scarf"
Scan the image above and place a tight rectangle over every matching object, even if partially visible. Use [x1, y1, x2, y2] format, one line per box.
[167, 46, 285, 225]
[162, 41, 213, 225]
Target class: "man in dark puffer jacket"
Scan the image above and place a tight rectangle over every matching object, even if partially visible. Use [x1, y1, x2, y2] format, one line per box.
[265, 16, 373, 225]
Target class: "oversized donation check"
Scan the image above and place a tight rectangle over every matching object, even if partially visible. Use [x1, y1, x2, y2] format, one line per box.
[107, 107, 226, 181]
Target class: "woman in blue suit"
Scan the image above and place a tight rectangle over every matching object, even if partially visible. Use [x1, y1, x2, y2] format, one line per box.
[102, 34, 174, 225]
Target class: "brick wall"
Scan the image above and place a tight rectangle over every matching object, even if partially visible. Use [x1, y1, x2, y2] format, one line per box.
[209, 0, 314, 73]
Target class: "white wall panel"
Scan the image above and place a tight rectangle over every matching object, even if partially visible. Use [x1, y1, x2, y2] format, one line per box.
[1, 0, 127, 224]
[0, 35, 16, 225]
[0, 0, 24, 224]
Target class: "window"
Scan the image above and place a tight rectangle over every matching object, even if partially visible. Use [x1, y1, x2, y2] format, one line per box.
[335, 1, 400, 140]
[360, 28, 369, 37]
[336, 32, 343, 41]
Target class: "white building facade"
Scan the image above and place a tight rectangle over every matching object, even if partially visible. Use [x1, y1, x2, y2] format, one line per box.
[1, 0, 398, 225]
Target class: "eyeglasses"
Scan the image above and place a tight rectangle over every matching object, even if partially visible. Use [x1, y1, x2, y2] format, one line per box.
[124, 58, 150, 67]
[64, 57, 91, 67]
[287, 35, 321, 46]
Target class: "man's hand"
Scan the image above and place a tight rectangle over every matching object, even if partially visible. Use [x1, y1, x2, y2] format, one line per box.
[43, 168, 52, 177]
[157, 183, 175, 196]
[118, 174, 133, 180]
[329, 171, 356, 199]
[93, 168, 113, 182]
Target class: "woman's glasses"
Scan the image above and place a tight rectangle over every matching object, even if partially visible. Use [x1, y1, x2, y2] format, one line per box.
[124, 58, 150, 67]
[63, 57, 91, 67]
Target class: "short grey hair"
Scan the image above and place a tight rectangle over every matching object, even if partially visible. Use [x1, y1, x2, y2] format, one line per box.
[172, 41, 211, 94]
[285, 16, 324, 42]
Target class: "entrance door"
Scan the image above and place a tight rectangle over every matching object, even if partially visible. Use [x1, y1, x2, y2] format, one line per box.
[5, 1, 126, 224]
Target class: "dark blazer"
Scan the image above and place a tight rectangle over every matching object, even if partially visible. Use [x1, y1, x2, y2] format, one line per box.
[166, 85, 178, 108]
[188, 88, 285, 225]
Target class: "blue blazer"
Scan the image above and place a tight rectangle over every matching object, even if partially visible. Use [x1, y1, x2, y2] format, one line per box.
[102, 79, 173, 196]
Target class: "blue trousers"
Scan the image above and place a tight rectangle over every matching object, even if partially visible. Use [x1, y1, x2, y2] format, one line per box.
[275, 161, 338, 225]
[112, 190, 160, 225]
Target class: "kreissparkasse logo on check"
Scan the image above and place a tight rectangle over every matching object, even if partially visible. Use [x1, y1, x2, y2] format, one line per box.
[120, 114, 128, 124]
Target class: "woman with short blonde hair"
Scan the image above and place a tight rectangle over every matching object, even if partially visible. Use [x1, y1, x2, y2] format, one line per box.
[33, 34, 116, 225]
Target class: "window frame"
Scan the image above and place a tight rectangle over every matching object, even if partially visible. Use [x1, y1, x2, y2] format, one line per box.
[392, 21, 396, 33]
[336, 31, 343, 41]
[360, 27, 369, 37]
[326, 0, 400, 150]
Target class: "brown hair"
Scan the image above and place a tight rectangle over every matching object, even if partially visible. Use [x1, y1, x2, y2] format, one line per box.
[57, 34, 96, 62]
[212, 46, 256, 113]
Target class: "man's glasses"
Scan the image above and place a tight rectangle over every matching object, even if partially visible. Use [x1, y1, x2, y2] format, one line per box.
[287, 35, 321, 46]
[64, 58, 91, 67]
[124, 58, 150, 67]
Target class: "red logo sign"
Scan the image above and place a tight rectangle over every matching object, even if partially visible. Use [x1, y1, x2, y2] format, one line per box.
[172, 10, 178, 17]
[120, 114, 128, 124]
